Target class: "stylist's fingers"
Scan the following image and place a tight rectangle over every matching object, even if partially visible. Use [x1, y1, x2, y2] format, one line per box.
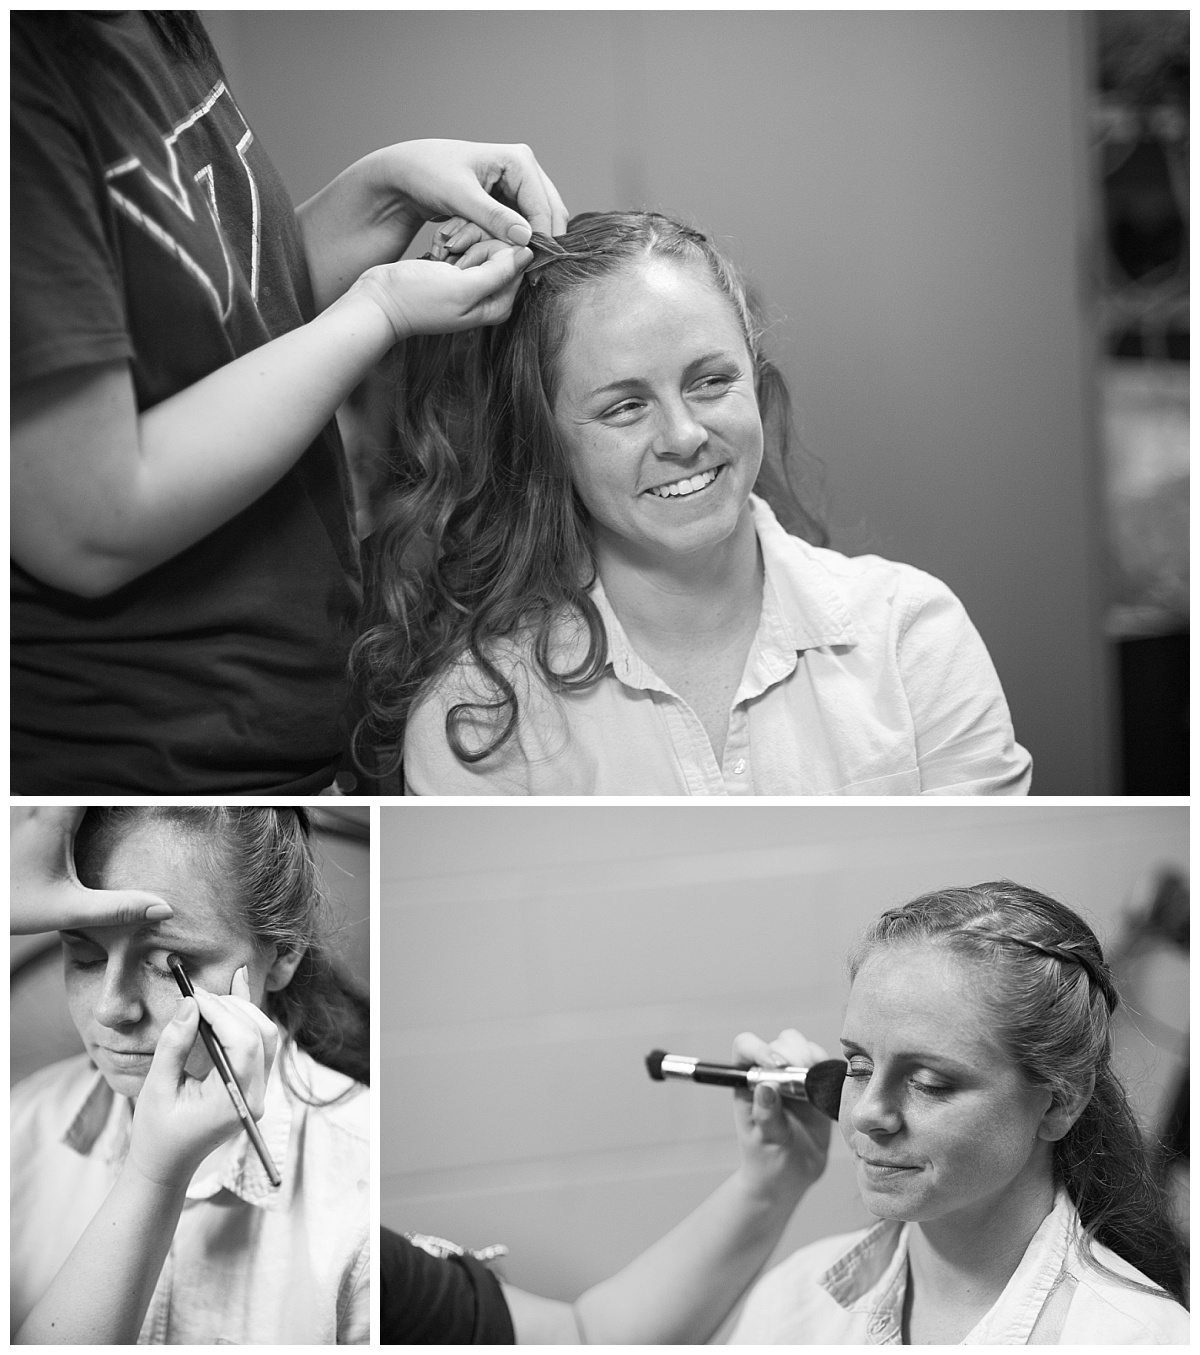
[730, 1029, 790, 1115]
[470, 143, 568, 243]
[10, 806, 172, 933]
[16, 887, 173, 933]
[131, 996, 251, 1187]
[767, 1028, 830, 1071]
[534, 162, 569, 235]
[144, 997, 201, 1093]
[194, 975, 278, 1055]
[733, 1030, 793, 1070]
[360, 246, 532, 341]
[191, 976, 278, 1113]
[749, 1080, 790, 1140]
[431, 217, 487, 261]
[447, 245, 532, 325]
[51, 886, 173, 931]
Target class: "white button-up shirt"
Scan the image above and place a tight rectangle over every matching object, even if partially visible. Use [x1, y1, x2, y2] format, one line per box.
[11, 1045, 369, 1344]
[729, 1189, 1188, 1344]
[404, 497, 1032, 795]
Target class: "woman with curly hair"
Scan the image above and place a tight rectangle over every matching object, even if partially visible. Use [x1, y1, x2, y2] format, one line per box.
[355, 211, 1030, 794]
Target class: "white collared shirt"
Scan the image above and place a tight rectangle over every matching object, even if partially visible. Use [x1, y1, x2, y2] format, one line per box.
[404, 496, 1032, 795]
[729, 1189, 1188, 1344]
[10, 1046, 369, 1344]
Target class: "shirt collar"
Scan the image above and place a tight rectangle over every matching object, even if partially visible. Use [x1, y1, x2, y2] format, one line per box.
[818, 1218, 911, 1342]
[588, 495, 859, 697]
[588, 582, 671, 693]
[61, 1037, 301, 1213]
[965, 1189, 1077, 1344]
[816, 1190, 1078, 1345]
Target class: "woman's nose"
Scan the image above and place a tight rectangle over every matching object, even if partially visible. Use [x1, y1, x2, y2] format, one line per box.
[93, 961, 146, 1029]
[849, 1076, 903, 1136]
[655, 398, 708, 460]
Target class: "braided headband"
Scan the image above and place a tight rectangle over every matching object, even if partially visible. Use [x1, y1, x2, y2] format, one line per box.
[972, 931, 1119, 1014]
[523, 234, 598, 285]
[524, 219, 710, 285]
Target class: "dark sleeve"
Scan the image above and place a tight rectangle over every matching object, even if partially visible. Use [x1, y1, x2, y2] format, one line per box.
[379, 1227, 516, 1345]
[11, 20, 132, 388]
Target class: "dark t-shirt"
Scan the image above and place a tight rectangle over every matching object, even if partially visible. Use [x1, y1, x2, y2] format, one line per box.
[11, 14, 360, 792]
[379, 1228, 516, 1344]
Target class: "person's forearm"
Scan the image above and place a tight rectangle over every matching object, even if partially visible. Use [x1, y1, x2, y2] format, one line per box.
[96, 290, 391, 594]
[298, 151, 420, 312]
[15, 1167, 188, 1344]
[571, 1166, 805, 1344]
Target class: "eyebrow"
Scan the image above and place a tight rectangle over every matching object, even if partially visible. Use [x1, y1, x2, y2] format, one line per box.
[59, 925, 204, 950]
[582, 350, 742, 402]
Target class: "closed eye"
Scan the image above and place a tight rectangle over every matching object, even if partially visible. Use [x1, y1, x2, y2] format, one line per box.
[911, 1077, 953, 1096]
[61, 934, 106, 968]
[63, 948, 105, 971]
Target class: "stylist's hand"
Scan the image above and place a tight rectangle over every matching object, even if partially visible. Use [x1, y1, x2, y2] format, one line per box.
[732, 1028, 832, 1203]
[127, 967, 279, 1188]
[371, 138, 568, 245]
[350, 238, 533, 342]
[10, 808, 171, 934]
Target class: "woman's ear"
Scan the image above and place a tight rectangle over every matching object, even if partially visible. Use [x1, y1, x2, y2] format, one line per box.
[1037, 1071, 1096, 1142]
[264, 945, 304, 993]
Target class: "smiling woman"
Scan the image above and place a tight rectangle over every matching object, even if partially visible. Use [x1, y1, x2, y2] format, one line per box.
[10, 808, 369, 1345]
[353, 211, 1032, 795]
[729, 882, 1188, 1345]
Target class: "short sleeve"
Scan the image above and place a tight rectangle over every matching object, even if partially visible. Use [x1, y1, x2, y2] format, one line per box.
[379, 1229, 515, 1344]
[11, 27, 131, 387]
[895, 572, 1032, 794]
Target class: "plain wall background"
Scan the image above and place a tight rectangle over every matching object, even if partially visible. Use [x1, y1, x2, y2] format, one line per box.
[380, 804, 1187, 1320]
[201, 10, 1112, 793]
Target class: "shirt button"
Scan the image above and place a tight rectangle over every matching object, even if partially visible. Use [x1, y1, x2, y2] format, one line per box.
[733, 758, 746, 775]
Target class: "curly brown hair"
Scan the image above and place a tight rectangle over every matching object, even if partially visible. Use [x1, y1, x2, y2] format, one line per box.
[351, 210, 826, 780]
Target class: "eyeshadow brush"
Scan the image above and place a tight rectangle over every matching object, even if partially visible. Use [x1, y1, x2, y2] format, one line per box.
[167, 954, 281, 1187]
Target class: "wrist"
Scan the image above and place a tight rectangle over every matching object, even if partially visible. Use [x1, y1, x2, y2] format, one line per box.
[118, 1151, 194, 1205]
[734, 1159, 811, 1214]
[323, 276, 407, 352]
[355, 147, 424, 233]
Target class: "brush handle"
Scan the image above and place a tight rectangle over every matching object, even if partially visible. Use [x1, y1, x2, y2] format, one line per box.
[167, 955, 282, 1187]
[646, 1049, 847, 1119]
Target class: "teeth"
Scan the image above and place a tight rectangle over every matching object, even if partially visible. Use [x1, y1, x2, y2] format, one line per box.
[648, 467, 720, 499]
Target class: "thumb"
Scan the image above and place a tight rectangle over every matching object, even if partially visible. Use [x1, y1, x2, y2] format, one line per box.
[456, 185, 532, 247]
[142, 997, 199, 1092]
[755, 1081, 780, 1117]
[73, 887, 173, 928]
[457, 245, 533, 300]
[752, 1081, 787, 1141]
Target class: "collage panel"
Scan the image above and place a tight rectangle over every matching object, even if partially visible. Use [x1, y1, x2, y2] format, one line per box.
[5, 7, 1191, 1351]
[380, 803, 1188, 1344]
[11, 10, 1187, 800]
[10, 806, 370, 1345]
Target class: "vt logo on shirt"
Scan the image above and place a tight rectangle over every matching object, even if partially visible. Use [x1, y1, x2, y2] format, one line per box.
[104, 82, 262, 323]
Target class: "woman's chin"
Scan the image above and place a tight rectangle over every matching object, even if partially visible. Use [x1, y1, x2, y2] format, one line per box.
[614, 490, 754, 566]
[100, 1067, 148, 1101]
